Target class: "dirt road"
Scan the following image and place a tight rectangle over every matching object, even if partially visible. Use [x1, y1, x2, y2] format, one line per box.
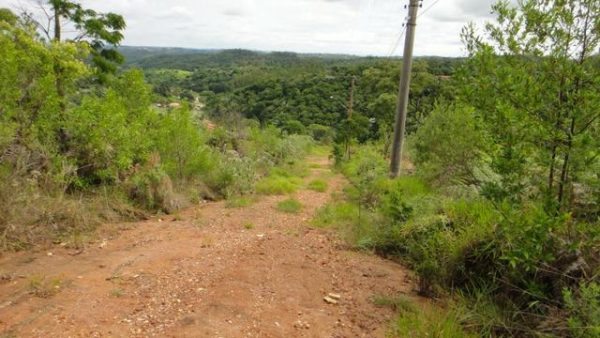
[0, 155, 414, 337]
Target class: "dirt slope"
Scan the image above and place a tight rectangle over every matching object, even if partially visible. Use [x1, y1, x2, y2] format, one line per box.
[0, 155, 415, 337]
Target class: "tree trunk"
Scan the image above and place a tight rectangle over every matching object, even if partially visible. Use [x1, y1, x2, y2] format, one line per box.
[557, 118, 576, 209]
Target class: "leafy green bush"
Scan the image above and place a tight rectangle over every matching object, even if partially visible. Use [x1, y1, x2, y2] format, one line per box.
[411, 104, 488, 186]
[155, 106, 215, 181]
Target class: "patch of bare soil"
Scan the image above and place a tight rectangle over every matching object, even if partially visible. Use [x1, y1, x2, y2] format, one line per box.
[0, 155, 416, 337]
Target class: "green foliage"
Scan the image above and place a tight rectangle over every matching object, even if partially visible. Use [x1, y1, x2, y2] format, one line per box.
[308, 124, 333, 144]
[563, 282, 600, 338]
[312, 202, 358, 229]
[276, 198, 303, 214]
[390, 304, 476, 338]
[459, 0, 600, 211]
[40, 0, 126, 77]
[282, 119, 306, 135]
[412, 104, 487, 186]
[155, 106, 214, 181]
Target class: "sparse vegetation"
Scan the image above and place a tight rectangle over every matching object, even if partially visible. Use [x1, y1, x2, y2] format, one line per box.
[276, 198, 303, 214]
[110, 288, 125, 298]
[28, 275, 63, 298]
[307, 179, 328, 192]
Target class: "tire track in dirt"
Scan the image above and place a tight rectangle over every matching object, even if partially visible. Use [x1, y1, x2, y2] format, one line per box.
[0, 155, 416, 337]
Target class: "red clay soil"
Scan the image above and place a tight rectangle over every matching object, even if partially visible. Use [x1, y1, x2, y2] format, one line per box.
[0, 155, 416, 338]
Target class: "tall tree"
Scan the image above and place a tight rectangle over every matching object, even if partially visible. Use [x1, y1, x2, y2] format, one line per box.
[23, 0, 126, 83]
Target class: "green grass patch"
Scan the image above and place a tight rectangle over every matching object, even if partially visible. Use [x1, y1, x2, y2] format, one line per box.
[311, 145, 331, 156]
[270, 161, 310, 178]
[390, 305, 477, 338]
[373, 295, 417, 313]
[307, 179, 328, 192]
[256, 176, 302, 195]
[225, 196, 256, 208]
[276, 198, 303, 214]
[312, 202, 358, 229]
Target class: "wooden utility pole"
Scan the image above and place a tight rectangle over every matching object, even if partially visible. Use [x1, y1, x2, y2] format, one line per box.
[390, 0, 420, 178]
[347, 76, 356, 119]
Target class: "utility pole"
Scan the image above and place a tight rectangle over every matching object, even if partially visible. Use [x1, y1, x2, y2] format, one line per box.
[345, 76, 356, 160]
[347, 76, 356, 119]
[390, 0, 420, 178]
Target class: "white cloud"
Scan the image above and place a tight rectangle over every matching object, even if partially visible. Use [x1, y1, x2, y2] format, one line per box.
[0, 0, 502, 56]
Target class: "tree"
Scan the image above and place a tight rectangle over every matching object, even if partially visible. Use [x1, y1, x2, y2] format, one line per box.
[22, 0, 126, 82]
[460, 0, 600, 211]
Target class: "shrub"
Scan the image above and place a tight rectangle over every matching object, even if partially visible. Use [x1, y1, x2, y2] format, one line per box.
[207, 155, 257, 198]
[282, 119, 306, 135]
[128, 163, 180, 214]
[308, 124, 333, 144]
[411, 103, 488, 186]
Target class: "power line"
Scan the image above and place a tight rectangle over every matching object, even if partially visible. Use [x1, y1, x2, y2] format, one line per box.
[418, 0, 442, 18]
[386, 24, 407, 58]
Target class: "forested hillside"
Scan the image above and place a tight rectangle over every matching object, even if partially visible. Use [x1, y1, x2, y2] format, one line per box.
[0, 0, 599, 337]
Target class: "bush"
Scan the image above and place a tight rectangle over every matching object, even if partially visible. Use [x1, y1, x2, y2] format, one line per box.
[411, 104, 488, 186]
[128, 163, 181, 214]
[308, 124, 333, 144]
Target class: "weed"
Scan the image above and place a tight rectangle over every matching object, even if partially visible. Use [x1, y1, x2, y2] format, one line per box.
[307, 179, 328, 192]
[200, 236, 214, 248]
[390, 306, 477, 338]
[276, 198, 303, 214]
[28, 275, 63, 298]
[312, 202, 358, 229]
[243, 222, 255, 230]
[373, 294, 416, 313]
[110, 288, 125, 298]
[226, 196, 256, 208]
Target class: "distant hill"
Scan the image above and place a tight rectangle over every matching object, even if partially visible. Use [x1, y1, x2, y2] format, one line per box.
[119, 46, 219, 66]
[119, 46, 374, 70]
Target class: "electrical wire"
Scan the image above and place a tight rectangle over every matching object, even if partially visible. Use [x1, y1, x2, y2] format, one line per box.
[387, 0, 443, 57]
[386, 24, 407, 58]
[418, 0, 442, 18]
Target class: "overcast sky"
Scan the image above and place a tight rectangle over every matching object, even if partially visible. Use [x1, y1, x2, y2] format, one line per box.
[1, 0, 500, 56]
